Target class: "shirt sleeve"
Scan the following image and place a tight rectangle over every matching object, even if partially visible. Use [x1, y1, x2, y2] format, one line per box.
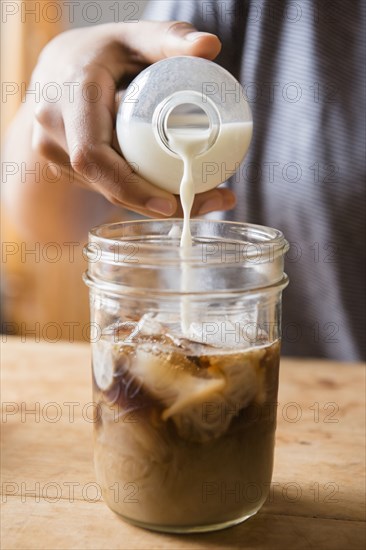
[143, 1, 217, 30]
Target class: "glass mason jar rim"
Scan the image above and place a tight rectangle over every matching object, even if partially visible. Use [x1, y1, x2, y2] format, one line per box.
[84, 218, 289, 266]
[85, 218, 288, 266]
[83, 219, 289, 297]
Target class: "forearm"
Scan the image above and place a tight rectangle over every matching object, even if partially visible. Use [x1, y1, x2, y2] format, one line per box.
[2, 101, 114, 242]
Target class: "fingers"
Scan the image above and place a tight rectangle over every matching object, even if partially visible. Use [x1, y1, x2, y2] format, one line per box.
[107, 20, 222, 64]
[118, 187, 237, 220]
[61, 63, 178, 214]
[33, 115, 236, 219]
[33, 109, 237, 219]
[31, 121, 97, 191]
[192, 188, 237, 216]
[34, 104, 68, 153]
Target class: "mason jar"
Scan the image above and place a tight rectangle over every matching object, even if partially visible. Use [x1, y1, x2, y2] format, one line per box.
[83, 219, 289, 533]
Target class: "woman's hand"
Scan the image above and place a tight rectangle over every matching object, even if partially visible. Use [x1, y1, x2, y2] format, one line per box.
[31, 21, 236, 217]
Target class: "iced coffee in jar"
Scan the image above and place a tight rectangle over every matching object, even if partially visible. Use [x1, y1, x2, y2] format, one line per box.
[83, 219, 289, 533]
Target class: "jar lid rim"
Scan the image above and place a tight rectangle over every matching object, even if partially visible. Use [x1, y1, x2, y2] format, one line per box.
[87, 219, 289, 266]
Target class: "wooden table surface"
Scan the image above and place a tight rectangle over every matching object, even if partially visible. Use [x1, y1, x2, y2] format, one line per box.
[1, 338, 365, 550]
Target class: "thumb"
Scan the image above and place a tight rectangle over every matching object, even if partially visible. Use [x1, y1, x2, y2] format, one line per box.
[120, 20, 222, 63]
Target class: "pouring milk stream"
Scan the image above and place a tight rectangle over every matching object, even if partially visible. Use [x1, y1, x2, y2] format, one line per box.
[117, 56, 253, 336]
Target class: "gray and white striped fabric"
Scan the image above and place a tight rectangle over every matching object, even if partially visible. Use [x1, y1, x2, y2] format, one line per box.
[144, 0, 365, 360]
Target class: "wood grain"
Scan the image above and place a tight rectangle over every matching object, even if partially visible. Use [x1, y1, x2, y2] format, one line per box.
[1, 339, 365, 549]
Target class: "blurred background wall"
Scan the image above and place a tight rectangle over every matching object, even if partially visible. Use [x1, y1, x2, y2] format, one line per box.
[1, 1, 148, 342]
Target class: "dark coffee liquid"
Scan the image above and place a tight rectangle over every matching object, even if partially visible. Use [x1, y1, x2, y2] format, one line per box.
[92, 333, 280, 529]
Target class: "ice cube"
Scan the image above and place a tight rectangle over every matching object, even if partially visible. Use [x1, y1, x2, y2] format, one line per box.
[128, 343, 266, 443]
[92, 339, 119, 391]
[134, 346, 225, 412]
[137, 313, 163, 337]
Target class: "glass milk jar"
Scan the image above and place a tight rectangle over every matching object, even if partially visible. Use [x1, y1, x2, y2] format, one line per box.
[83, 219, 289, 533]
[116, 56, 253, 194]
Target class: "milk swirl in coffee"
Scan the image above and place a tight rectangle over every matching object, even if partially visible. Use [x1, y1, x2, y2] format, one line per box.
[93, 316, 280, 528]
